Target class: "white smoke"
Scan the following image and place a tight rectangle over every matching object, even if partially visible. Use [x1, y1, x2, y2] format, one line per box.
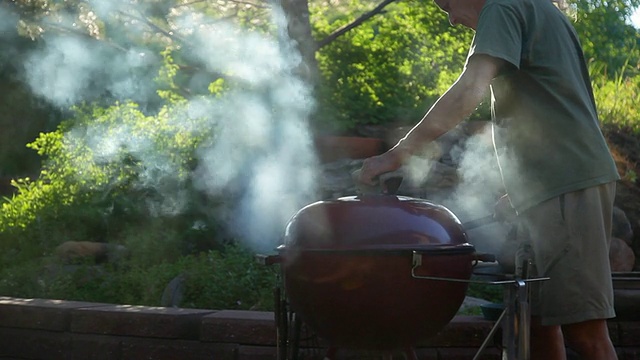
[14, 3, 318, 252]
[187, 17, 318, 251]
[0, 7, 16, 36]
[448, 127, 503, 215]
[24, 37, 157, 107]
[401, 123, 509, 254]
[444, 125, 509, 255]
[1, 8, 22, 70]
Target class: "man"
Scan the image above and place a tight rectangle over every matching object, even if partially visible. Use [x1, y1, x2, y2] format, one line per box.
[357, 0, 620, 358]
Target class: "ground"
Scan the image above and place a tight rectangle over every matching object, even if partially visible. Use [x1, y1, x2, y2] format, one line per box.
[604, 125, 640, 261]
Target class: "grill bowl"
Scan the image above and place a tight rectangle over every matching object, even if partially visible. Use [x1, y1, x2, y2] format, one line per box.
[279, 194, 477, 350]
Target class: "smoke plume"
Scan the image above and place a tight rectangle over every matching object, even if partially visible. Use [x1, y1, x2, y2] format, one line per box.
[7, 3, 318, 252]
[402, 123, 510, 255]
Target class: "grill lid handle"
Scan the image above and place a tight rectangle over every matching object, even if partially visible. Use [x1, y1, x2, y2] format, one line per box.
[352, 169, 404, 195]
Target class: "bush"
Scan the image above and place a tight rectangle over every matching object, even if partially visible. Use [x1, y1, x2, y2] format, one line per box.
[0, 242, 277, 310]
[591, 60, 640, 133]
[0, 51, 244, 308]
[1, 5, 639, 313]
[312, 0, 475, 133]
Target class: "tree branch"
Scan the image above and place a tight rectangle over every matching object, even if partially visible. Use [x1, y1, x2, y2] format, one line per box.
[314, 0, 400, 51]
[116, 9, 188, 45]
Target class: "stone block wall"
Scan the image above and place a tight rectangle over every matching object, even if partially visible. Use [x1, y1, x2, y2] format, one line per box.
[0, 297, 638, 360]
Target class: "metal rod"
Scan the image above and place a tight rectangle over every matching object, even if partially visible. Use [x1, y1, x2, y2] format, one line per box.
[411, 266, 549, 285]
[290, 312, 302, 360]
[517, 258, 534, 360]
[472, 307, 507, 360]
[517, 279, 531, 360]
[503, 282, 517, 360]
[275, 286, 286, 360]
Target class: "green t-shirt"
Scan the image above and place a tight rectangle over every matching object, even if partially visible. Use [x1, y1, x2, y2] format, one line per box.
[468, 0, 619, 211]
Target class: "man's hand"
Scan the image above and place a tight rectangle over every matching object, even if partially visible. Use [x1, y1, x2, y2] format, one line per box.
[357, 150, 403, 188]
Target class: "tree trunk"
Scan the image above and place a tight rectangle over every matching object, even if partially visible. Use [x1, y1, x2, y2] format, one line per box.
[276, 0, 320, 85]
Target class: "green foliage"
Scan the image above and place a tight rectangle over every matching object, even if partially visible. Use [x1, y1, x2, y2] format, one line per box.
[467, 282, 503, 304]
[0, 46, 281, 310]
[1, 100, 204, 226]
[310, 0, 639, 133]
[0, 243, 277, 310]
[3, 0, 640, 314]
[591, 59, 640, 132]
[0, 48, 216, 265]
[11, 0, 274, 44]
[177, 244, 277, 310]
[312, 0, 475, 132]
[572, 0, 640, 76]
[0, 67, 60, 177]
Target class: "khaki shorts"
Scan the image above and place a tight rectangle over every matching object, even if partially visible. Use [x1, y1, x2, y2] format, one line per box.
[513, 182, 616, 326]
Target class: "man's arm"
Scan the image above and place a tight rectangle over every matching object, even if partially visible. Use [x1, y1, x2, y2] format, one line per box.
[391, 54, 505, 161]
[358, 54, 506, 185]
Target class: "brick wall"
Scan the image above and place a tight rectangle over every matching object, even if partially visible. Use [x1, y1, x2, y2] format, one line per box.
[0, 297, 638, 360]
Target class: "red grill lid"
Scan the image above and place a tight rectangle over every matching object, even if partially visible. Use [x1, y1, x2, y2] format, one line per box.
[283, 195, 471, 252]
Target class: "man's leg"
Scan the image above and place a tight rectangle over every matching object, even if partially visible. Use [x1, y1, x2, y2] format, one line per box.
[562, 319, 618, 360]
[530, 317, 566, 360]
[515, 183, 617, 360]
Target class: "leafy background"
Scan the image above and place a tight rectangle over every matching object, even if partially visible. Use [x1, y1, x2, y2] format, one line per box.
[0, 0, 639, 310]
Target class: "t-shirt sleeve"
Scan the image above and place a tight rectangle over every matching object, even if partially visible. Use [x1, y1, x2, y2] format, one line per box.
[468, 3, 524, 69]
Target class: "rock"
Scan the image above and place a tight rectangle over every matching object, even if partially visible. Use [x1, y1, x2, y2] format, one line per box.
[612, 206, 633, 245]
[161, 274, 186, 307]
[55, 241, 109, 264]
[54, 241, 129, 265]
[610, 237, 636, 272]
[319, 158, 363, 198]
[314, 136, 385, 163]
[105, 243, 130, 263]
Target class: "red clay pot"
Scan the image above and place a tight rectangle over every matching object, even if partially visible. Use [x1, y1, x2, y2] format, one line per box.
[314, 136, 386, 163]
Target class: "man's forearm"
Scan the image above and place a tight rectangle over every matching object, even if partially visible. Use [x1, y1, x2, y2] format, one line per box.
[390, 73, 488, 161]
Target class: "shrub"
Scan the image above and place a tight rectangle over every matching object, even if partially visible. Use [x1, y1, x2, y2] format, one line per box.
[312, 0, 476, 133]
[0, 51, 237, 307]
[591, 60, 640, 133]
[0, 242, 277, 310]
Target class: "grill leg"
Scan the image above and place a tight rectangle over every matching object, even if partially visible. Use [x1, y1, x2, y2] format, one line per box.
[275, 287, 288, 360]
[289, 313, 302, 360]
[502, 258, 533, 360]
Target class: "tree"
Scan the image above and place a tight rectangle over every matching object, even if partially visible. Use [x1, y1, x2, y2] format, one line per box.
[311, 0, 475, 131]
[2, 0, 639, 134]
[572, 0, 640, 75]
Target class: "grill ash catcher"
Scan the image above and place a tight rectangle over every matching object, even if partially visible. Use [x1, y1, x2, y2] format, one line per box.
[256, 173, 548, 360]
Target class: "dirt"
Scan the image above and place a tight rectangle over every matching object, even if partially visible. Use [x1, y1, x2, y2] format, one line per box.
[604, 125, 640, 253]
